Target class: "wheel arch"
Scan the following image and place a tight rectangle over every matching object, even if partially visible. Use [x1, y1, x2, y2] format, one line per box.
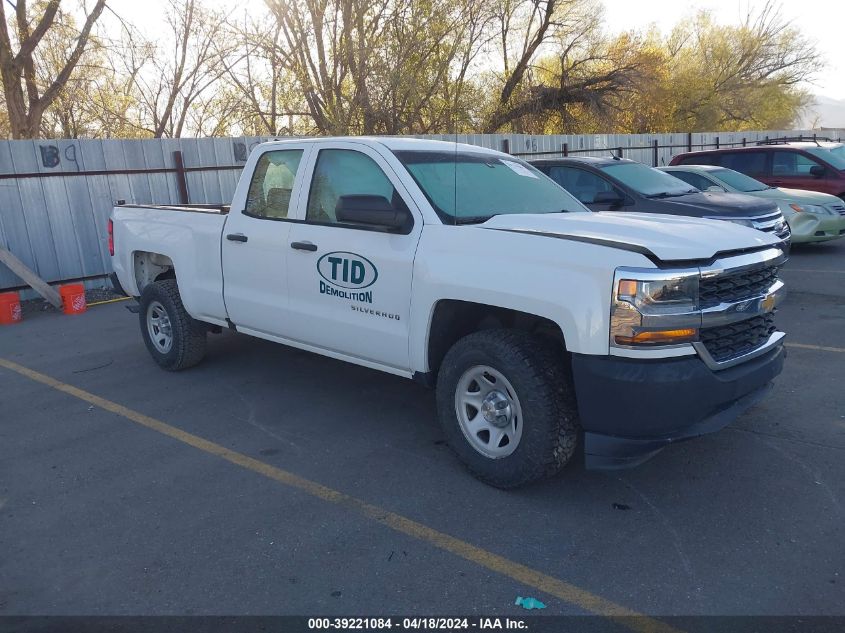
[423, 299, 568, 383]
[133, 251, 175, 295]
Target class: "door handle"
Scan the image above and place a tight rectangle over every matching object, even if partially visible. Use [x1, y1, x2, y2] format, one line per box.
[291, 241, 318, 252]
[226, 233, 248, 243]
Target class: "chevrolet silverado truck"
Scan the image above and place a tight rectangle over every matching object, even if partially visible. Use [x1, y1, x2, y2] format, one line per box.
[110, 137, 787, 488]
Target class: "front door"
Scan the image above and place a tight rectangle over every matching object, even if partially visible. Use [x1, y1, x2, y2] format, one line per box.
[222, 145, 310, 336]
[545, 165, 625, 210]
[770, 150, 830, 193]
[284, 143, 422, 372]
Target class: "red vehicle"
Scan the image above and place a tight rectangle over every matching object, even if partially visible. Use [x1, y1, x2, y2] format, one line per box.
[670, 139, 845, 201]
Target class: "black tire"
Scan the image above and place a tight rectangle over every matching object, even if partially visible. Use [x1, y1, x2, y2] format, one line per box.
[436, 329, 579, 488]
[139, 279, 207, 371]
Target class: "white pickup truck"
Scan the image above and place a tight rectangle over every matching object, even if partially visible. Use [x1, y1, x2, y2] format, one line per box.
[111, 137, 787, 487]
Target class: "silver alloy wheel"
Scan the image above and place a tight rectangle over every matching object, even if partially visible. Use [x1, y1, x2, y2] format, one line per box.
[146, 300, 174, 354]
[454, 365, 523, 459]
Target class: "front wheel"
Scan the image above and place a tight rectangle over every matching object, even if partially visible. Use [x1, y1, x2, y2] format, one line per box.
[139, 279, 207, 371]
[436, 330, 579, 488]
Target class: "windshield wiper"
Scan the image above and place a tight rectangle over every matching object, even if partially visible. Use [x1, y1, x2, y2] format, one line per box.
[454, 215, 495, 225]
[645, 191, 694, 199]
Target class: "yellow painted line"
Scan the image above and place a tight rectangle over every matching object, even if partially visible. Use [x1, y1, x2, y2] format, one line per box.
[785, 342, 845, 354]
[0, 357, 677, 633]
[87, 296, 132, 307]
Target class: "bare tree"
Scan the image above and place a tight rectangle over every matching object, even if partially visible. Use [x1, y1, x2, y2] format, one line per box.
[262, 0, 494, 135]
[482, 0, 641, 132]
[119, 0, 239, 138]
[0, 0, 107, 138]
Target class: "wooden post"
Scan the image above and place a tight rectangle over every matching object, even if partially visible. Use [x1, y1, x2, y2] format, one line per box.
[172, 150, 190, 204]
[616, 147, 623, 158]
[562, 143, 569, 157]
[0, 247, 63, 308]
[652, 139, 659, 166]
[687, 132, 692, 152]
[500, 139, 510, 154]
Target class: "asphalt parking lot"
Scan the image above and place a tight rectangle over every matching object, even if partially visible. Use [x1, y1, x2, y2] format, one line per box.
[1, 240, 843, 623]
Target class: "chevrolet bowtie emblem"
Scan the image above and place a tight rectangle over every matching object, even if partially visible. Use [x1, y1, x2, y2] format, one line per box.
[761, 293, 777, 313]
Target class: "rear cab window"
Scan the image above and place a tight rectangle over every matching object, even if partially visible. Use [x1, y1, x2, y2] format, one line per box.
[244, 150, 304, 219]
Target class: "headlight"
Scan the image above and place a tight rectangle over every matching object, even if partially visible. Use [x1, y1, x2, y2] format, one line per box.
[610, 270, 699, 347]
[790, 203, 829, 215]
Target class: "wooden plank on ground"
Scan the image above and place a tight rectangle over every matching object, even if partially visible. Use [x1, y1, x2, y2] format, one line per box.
[0, 246, 63, 308]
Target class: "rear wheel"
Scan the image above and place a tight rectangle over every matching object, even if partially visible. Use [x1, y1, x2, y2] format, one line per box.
[139, 279, 207, 371]
[435, 329, 579, 488]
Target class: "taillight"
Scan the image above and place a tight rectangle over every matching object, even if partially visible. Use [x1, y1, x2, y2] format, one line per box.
[108, 218, 114, 256]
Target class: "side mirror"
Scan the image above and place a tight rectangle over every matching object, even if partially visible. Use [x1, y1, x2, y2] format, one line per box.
[336, 195, 411, 231]
[593, 191, 624, 206]
[809, 165, 825, 178]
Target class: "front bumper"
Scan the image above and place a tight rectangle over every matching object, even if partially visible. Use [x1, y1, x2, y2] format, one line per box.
[571, 344, 785, 469]
[787, 212, 845, 243]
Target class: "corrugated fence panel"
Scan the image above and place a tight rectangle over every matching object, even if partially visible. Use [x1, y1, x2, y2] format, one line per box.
[0, 142, 34, 289]
[78, 139, 117, 276]
[2, 128, 845, 296]
[10, 140, 61, 283]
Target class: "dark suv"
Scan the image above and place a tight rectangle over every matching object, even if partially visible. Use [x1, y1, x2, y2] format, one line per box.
[530, 157, 791, 245]
[669, 141, 845, 201]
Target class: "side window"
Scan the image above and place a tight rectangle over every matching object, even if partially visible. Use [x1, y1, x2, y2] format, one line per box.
[720, 151, 766, 177]
[671, 171, 717, 191]
[306, 149, 399, 224]
[677, 154, 715, 166]
[772, 151, 822, 176]
[547, 166, 614, 204]
[244, 150, 303, 219]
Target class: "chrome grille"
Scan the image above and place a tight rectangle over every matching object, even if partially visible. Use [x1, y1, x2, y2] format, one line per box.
[749, 211, 785, 233]
[699, 264, 779, 309]
[700, 314, 777, 363]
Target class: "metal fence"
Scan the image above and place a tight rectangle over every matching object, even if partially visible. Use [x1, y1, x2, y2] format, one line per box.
[1, 129, 843, 296]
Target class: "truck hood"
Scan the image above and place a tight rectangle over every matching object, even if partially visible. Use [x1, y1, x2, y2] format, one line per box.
[482, 211, 779, 262]
[651, 191, 779, 218]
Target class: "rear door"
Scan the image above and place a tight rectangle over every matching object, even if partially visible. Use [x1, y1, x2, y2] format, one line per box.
[222, 143, 311, 335]
[717, 151, 769, 182]
[284, 142, 423, 372]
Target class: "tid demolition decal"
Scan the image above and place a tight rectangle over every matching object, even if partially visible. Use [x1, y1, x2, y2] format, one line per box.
[317, 252, 378, 303]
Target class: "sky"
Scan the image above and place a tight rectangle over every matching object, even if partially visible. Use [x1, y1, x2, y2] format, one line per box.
[114, 0, 845, 101]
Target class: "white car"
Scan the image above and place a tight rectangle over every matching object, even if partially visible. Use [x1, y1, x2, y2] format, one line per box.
[111, 137, 786, 487]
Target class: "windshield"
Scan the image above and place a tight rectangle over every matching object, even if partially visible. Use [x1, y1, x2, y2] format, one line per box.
[601, 162, 697, 197]
[393, 150, 588, 223]
[805, 146, 845, 170]
[711, 168, 770, 192]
